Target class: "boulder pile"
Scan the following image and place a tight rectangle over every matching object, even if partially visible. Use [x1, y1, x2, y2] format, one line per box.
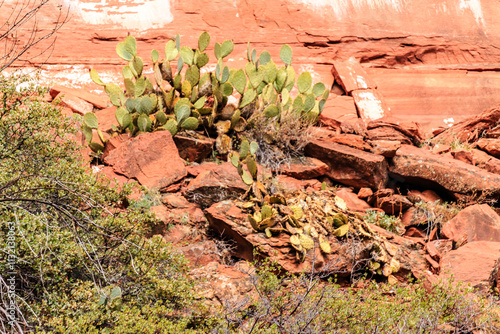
[46, 68, 500, 297]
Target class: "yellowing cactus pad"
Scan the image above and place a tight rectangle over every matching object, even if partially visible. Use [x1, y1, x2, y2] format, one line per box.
[299, 233, 314, 250]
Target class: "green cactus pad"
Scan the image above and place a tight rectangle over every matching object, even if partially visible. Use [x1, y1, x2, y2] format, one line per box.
[246, 155, 258, 179]
[319, 235, 331, 254]
[155, 111, 167, 125]
[241, 170, 253, 185]
[185, 65, 200, 87]
[312, 82, 326, 98]
[248, 214, 260, 231]
[163, 119, 178, 136]
[83, 112, 98, 129]
[175, 105, 191, 125]
[303, 93, 316, 113]
[176, 57, 184, 74]
[198, 31, 210, 52]
[124, 78, 134, 96]
[196, 52, 209, 67]
[299, 233, 314, 250]
[182, 80, 192, 98]
[132, 56, 144, 77]
[151, 49, 159, 62]
[116, 36, 136, 61]
[214, 42, 222, 59]
[90, 69, 105, 86]
[160, 61, 173, 81]
[239, 89, 256, 109]
[263, 104, 279, 118]
[297, 72, 312, 94]
[193, 96, 206, 109]
[261, 205, 273, 219]
[137, 113, 151, 132]
[249, 141, 258, 155]
[239, 140, 250, 158]
[181, 117, 199, 130]
[332, 223, 349, 237]
[285, 66, 296, 91]
[81, 124, 93, 144]
[259, 51, 271, 66]
[280, 44, 293, 66]
[220, 40, 234, 58]
[137, 96, 154, 115]
[221, 82, 233, 96]
[230, 152, 240, 168]
[180, 46, 194, 65]
[89, 142, 105, 153]
[230, 108, 241, 128]
[165, 40, 178, 61]
[263, 61, 277, 84]
[292, 95, 304, 113]
[230, 69, 246, 94]
[115, 107, 129, 127]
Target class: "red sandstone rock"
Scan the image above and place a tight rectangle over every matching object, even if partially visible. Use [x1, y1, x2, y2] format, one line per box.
[390, 145, 500, 199]
[104, 131, 187, 190]
[431, 239, 453, 259]
[315, 128, 371, 151]
[441, 204, 500, 246]
[94, 106, 117, 132]
[440, 241, 500, 294]
[357, 187, 373, 199]
[275, 175, 321, 193]
[50, 85, 109, 109]
[278, 157, 329, 180]
[305, 139, 388, 190]
[331, 58, 377, 94]
[335, 188, 372, 212]
[186, 162, 220, 177]
[404, 227, 426, 238]
[368, 140, 401, 157]
[340, 118, 367, 137]
[432, 144, 451, 154]
[375, 194, 413, 216]
[401, 207, 428, 227]
[318, 95, 358, 130]
[406, 190, 442, 204]
[432, 105, 500, 144]
[476, 138, 500, 158]
[486, 157, 500, 174]
[425, 254, 440, 271]
[183, 162, 247, 207]
[174, 135, 215, 163]
[426, 241, 440, 260]
[55, 92, 94, 115]
[451, 150, 474, 165]
[101, 133, 130, 160]
[352, 89, 390, 121]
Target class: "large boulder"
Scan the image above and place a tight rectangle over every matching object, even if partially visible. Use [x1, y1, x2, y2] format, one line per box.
[305, 139, 388, 190]
[390, 145, 500, 199]
[104, 131, 187, 190]
[440, 241, 500, 294]
[441, 204, 500, 246]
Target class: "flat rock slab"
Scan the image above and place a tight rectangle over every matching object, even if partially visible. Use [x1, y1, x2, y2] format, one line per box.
[390, 145, 500, 199]
[55, 92, 94, 115]
[50, 84, 110, 109]
[94, 106, 117, 132]
[104, 131, 186, 190]
[318, 95, 358, 130]
[278, 157, 329, 179]
[183, 162, 247, 207]
[441, 204, 500, 245]
[440, 241, 500, 294]
[476, 138, 500, 158]
[352, 89, 391, 121]
[331, 58, 377, 94]
[306, 139, 388, 190]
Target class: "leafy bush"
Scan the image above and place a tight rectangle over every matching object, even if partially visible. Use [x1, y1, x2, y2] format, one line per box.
[86, 32, 328, 165]
[0, 74, 212, 333]
[364, 210, 404, 235]
[215, 258, 500, 333]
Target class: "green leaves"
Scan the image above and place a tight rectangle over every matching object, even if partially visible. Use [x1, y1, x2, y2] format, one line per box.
[231, 69, 247, 94]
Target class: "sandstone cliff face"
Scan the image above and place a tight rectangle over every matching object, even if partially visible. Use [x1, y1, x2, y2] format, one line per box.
[6, 0, 500, 130]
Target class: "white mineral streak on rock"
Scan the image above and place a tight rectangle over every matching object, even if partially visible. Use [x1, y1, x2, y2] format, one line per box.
[293, 0, 406, 18]
[356, 90, 385, 120]
[64, 0, 174, 30]
[459, 0, 485, 26]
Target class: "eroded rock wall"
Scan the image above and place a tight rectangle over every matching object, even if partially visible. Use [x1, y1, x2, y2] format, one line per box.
[5, 0, 500, 129]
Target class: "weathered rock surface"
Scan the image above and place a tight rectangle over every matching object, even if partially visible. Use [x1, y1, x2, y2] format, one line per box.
[476, 138, 500, 158]
[335, 188, 371, 212]
[93, 106, 117, 132]
[390, 145, 500, 199]
[305, 139, 388, 190]
[50, 85, 109, 109]
[441, 204, 500, 246]
[174, 135, 215, 163]
[351, 89, 390, 121]
[55, 92, 94, 115]
[278, 157, 329, 180]
[440, 241, 500, 294]
[183, 162, 247, 207]
[331, 58, 377, 94]
[104, 131, 186, 190]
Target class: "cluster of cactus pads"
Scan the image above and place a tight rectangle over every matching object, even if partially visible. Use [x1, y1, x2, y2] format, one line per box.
[82, 32, 329, 153]
[237, 189, 402, 280]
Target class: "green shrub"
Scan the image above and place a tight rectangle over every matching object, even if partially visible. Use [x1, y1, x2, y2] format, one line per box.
[364, 210, 404, 234]
[215, 258, 500, 333]
[87, 32, 328, 162]
[0, 74, 212, 333]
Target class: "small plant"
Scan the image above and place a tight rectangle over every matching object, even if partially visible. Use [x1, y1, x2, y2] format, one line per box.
[364, 210, 404, 235]
[85, 32, 329, 157]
